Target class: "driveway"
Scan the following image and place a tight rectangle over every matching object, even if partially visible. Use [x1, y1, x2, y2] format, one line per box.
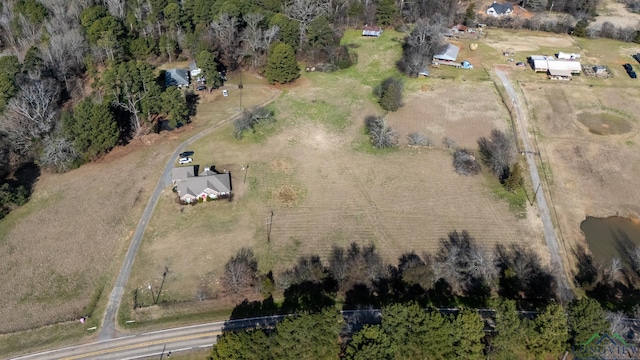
[494, 69, 571, 298]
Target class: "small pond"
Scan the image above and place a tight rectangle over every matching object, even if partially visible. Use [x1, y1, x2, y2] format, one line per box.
[580, 216, 640, 264]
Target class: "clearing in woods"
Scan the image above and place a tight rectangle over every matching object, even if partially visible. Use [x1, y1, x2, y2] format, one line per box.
[122, 30, 544, 324]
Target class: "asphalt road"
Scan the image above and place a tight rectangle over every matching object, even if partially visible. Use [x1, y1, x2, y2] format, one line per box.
[495, 70, 570, 294]
[12, 316, 287, 360]
[98, 88, 281, 341]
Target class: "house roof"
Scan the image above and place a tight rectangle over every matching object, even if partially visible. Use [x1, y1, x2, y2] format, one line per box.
[176, 172, 232, 199]
[362, 25, 383, 36]
[549, 69, 572, 77]
[452, 24, 468, 32]
[487, 2, 513, 14]
[165, 68, 190, 87]
[433, 43, 460, 61]
[533, 59, 549, 69]
[547, 60, 582, 72]
[529, 55, 547, 61]
[557, 52, 580, 60]
[171, 166, 196, 182]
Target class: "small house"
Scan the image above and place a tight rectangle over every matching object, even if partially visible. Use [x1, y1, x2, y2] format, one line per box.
[362, 25, 383, 37]
[172, 164, 232, 203]
[557, 52, 580, 60]
[433, 43, 460, 62]
[165, 68, 190, 88]
[486, 2, 513, 17]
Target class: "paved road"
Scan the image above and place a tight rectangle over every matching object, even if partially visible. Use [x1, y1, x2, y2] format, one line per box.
[12, 316, 287, 360]
[98, 88, 281, 340]
[495, 70, 570, 295]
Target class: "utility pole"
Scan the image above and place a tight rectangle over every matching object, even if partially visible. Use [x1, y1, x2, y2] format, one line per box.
[147, 284, 155, 305]
[243, 164, 249, 184]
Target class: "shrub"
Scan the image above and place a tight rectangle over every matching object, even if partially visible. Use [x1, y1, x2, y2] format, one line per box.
[407, 132, 431, 146]
[365, 116, 398, 149]
[477, 129, 516, 182]
[453, 148, 481, 176]
[375, 77, 403, 112]
[233, 106, 275, 139]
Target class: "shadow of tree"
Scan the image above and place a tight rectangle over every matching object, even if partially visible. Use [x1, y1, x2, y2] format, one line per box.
[230, 296, 279, 320]
[495, 243, 558, 307]
[281, 278, 337, 313]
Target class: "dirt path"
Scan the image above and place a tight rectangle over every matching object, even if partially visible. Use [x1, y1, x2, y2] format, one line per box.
[494, 69, 571, 298]
[98, 90, 281, 341]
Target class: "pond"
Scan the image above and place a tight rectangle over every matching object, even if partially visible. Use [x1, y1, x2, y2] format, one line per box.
[580, 216, 640, 265]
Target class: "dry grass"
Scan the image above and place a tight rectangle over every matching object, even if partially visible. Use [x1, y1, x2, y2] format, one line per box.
[125, 73, 544, 324]
[522, 82, 640, 269]
[0, 74, 276, 354]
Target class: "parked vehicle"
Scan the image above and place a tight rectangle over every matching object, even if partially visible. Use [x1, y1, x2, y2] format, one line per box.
[179, 157, 193, 164]
[196, 85, 206, 91]
[179, 151, 194, 157]
[222, 89, 229, 97]
[630, 71, 637, 79]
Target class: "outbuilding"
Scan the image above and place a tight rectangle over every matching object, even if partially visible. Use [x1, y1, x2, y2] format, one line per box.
[362, 25, 383, 37]
[433, 43, 460, 62]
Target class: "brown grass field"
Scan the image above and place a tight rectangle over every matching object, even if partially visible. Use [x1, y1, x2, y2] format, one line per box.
[8, 23, 640, 354]
[122, 30, 546, 324]
[0, 80, 276, 354]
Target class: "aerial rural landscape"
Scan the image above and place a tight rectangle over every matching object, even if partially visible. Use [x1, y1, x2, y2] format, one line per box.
[1, 0, 640, 358]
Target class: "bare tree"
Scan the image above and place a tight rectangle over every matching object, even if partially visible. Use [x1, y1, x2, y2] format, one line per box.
[104, 0, 126, 19]
[241, 13, 280, 68]
[328, 246, 349, 285]
[40, 29, 87, 90]
[630, 246, 640, 275]
[453, 148, 481, 176]
[39, 135, 79, 172]
[442, 136, 457, 149]
[222, 248, 258, 294]
[399, 18, 445, 77]
[434, 230, 498, 294]
[602, 257, 623, 285]
[1, 78, 60, 155]
[211, 14, 239, 69]
[365, 115, 398, 149]
[477, 129, 516, 181]
[285, 0, 329, 46]
[606, 311, 630, 338]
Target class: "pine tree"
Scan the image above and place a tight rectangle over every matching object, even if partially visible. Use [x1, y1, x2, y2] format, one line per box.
[161, 86, 188, 127]
[568, 297, 609, 345]
[265, 43, 300, 84]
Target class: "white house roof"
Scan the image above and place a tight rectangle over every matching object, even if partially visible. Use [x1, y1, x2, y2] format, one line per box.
[433, 43, 460, 61]
[549, 69, 572, 77]
[533, 59, 549, 70]
[529, 55, 547, 61]
[557, 52, 580, 60]
[547, 60, 581, 72]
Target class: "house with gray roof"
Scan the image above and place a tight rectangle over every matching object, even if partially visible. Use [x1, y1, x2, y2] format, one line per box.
[165, 68, 190, 88]
[433, 43, 460, 62]
[172, 165, 232, 203]
[486, 2, 513, 16]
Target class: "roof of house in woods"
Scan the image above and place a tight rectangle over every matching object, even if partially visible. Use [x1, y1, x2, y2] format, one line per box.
[487, 2, 514, 15]
[433, 43, 460, 61]
[362, 25, 383, 36]
[165, 68, 190, 87]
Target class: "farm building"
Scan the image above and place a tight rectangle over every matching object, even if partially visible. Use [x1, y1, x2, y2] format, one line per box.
[557, 52, 580, 60]
[433, 43, 460, 62]
[486, 2, 513, 16]
[362, 25, 383, 37]
[548, 68, 571, 80]
[529, 55, 581, 75]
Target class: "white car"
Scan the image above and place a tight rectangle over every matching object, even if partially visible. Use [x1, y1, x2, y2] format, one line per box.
[179, 157, 193, 164]
[222, 89, 229, 97]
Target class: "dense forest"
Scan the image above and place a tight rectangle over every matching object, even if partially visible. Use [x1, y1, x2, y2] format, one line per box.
[1, 0, 632, 218]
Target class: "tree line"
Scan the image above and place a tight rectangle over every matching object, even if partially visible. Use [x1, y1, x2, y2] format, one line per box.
[209, 297, 618, 360]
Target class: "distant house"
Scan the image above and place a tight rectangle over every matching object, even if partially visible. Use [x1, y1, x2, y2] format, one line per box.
[433, 43, 460, 62]
[557, 52, 580, 60]
[165, 68, 190, 88]
[486, 2, 513, 17]
[451, 24, 468, 33]
[172, 165, 232, 203]
[362, 25, 383, 37]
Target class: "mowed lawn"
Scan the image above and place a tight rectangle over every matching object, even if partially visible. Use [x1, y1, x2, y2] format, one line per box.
[123, 30, 545, 324]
